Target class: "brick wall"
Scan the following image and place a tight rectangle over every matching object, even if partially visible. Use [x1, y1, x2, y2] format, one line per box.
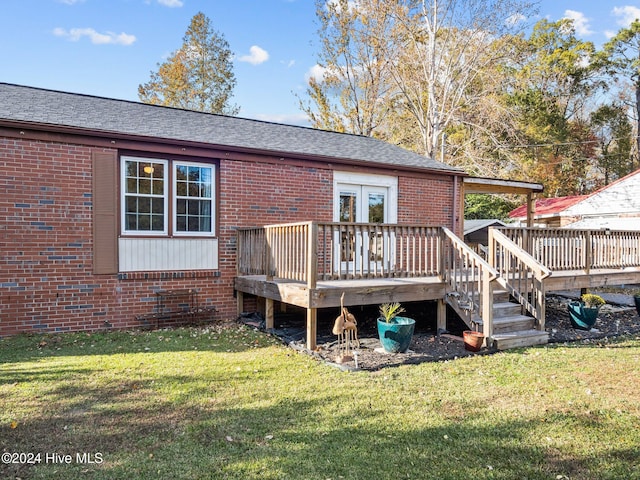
[0, 135, 458, 336]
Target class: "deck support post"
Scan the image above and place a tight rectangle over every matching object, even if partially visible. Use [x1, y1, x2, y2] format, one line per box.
[526, 192, 534, 228]
[236, 291, 244, 316]
[265, 298, 274, 330]
[437, 299, 447, 332]
[482, 273, 494, 346]
[306, 308, 317, 351]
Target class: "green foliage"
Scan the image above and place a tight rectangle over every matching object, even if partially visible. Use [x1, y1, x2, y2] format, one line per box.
[378, 302, 405, 322]
[464, 194, 518, 221]
[138, 12, 239, 115]
[581, 293, 606, 308]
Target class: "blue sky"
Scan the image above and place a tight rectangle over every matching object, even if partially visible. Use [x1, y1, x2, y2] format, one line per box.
[1, 0, 639, 126]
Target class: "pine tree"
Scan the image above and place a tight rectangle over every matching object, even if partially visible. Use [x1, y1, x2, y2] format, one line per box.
[139, 12, 239, 115]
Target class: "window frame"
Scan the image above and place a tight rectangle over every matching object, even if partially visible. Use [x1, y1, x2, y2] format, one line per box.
[172, 161, 216, 237]
[120, 156, 169, 236]
[119, 155, 216, 238]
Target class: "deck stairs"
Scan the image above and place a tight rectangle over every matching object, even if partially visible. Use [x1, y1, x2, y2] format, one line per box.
[446, 288, 549, 350]
[443, 227, 550, 351]
[481, 290, 548, 350]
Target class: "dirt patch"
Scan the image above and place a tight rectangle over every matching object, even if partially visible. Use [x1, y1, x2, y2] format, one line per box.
[242, 294, 640, 371]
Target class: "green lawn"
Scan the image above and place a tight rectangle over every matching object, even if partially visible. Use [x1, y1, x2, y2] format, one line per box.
[1, 325, 639, 480]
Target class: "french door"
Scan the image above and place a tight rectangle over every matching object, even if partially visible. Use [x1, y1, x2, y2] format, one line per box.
[336, 184, 390, 274]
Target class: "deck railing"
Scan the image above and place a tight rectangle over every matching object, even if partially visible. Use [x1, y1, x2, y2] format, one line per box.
[236, 222, 443, 287]
[489, 228, 551, 330]
[442, 228, 497, 334]
[498, 227, 640, 272]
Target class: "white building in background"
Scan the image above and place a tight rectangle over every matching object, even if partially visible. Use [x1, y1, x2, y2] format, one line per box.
[509, 168, 640, 230]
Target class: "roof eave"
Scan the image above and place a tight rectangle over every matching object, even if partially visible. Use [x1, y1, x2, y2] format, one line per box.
[1, 119, 466, 177]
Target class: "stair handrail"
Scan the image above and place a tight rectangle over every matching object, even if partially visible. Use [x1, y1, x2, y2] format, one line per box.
[441, 227, 498, 338]
[489, 228, 551, 330]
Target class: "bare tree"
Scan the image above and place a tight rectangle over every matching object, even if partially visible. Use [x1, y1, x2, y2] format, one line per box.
[300, 0, 397, 136]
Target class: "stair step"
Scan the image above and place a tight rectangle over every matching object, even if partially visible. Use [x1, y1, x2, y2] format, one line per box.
[493, 315, 535, 333]
[493, 290, 511, 302]
[491, 330, 549, 350]
[493, 301, 522, 318]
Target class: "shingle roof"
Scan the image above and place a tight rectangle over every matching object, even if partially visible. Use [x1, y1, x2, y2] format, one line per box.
[509, 195, 587, 219]
[0, 83, 462, 174]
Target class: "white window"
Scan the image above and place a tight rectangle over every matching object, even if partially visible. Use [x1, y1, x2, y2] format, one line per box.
[174, 163, 214, 236]
[121, 157, 168, 235]
[120, 156, 215, 237]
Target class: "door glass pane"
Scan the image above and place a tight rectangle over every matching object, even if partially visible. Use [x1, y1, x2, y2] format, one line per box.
[368, 193, 385, 223]
[339, 192, 357, 222]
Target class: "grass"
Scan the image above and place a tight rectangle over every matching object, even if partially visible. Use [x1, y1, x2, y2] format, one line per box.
[1, 325, 639, 480]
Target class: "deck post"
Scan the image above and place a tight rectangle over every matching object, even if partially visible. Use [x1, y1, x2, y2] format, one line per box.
[307, 222, 318, 290]
[306, 308, 317, 350]
[526, 193, 534, 228]
[236, 291, 244, 316]
[482, 271, 494, 345]
[265, 298, 274, 330]
[437, 299, 447, 332]
[306, 222, 318, 351]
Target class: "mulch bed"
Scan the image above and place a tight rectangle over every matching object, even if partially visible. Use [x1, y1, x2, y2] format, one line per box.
[242, 294, 640, 371]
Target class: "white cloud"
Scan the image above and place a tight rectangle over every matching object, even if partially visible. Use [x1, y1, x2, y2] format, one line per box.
[326, 0, 358, 13]
[563, 10, 593, 36]
[305, 64, 327, 83]
[238, 45, 270, 65]
[58, 0, 85, 4]
[53, 27, 136, 46]
[157, 0, 184, 7]
[612, 6, 640, 27]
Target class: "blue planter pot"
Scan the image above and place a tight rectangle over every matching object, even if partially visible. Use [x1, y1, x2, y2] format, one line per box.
[377, 317, 415, 353]
[568, 301, 598, 330]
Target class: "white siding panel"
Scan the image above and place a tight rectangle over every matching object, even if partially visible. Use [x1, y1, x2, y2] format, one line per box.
[119, 238, 218, 272]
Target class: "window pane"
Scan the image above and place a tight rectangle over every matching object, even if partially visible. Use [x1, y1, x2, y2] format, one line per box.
[126, 178, 137, 194]
[175, 163, 213, 234]
[152, 198, 164, 214]
[369, 193, 384, 223]
[340, 193, 356, 222]
[151, 215, 164, 231]
[176, 165, 187, 181]
[139, 179, 151, 195]
[152, 179, 164, 195]
[122, 157, 166, 233]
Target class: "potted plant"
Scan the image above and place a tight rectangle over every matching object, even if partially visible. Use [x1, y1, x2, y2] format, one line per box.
[568, 293, 605, 330]
[377, 302, 415, 353]
[463, 323, 484, 352]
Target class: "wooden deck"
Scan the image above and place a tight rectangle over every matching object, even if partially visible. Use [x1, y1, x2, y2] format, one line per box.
[235, 275, 446, 310]
[235, 223, 640, 351]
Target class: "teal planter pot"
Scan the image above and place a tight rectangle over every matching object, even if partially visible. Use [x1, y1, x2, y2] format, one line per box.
[377, 317, 416, 353]
[568, 301, 598, 330]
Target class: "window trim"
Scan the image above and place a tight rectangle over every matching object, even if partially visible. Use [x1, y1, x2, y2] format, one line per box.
[120, 155, 217, 238]
[120, 156, 169, 236]
[172, 161, 216, 237]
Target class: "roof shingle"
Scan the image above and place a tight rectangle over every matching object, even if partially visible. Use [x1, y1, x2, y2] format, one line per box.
[0, 83, 462, 174]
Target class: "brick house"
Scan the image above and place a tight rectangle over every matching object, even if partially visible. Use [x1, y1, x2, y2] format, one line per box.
[0, 83, 465, 337]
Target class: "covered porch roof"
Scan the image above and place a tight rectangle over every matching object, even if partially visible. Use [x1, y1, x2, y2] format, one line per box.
[463, 176, 544, 227]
